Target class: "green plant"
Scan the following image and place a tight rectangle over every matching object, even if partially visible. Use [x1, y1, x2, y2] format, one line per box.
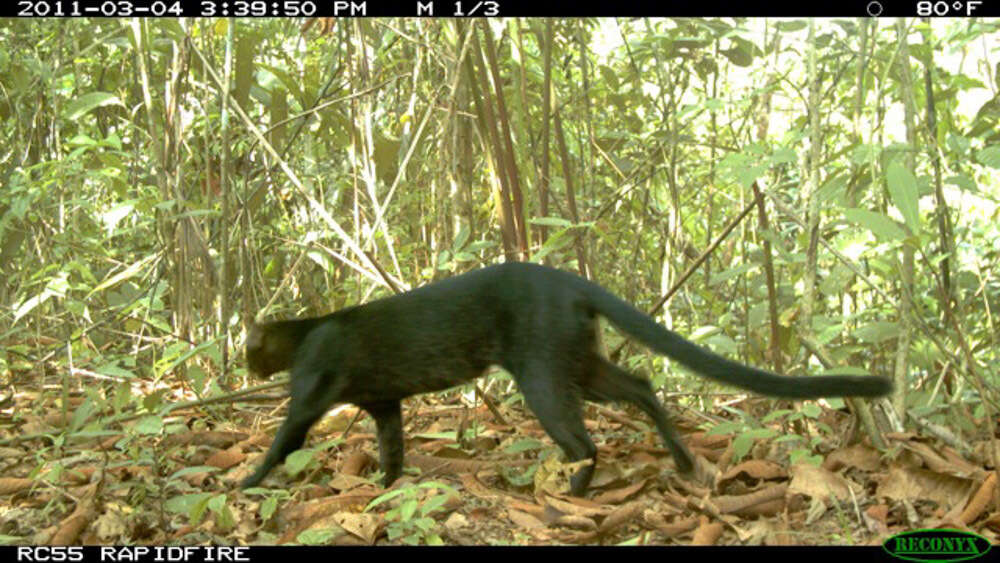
[365, 481, 458, 545]
[241, 486, 290, 523]
[708, 402, 828, 466]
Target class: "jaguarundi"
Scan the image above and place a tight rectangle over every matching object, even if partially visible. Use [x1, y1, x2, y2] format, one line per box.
[242, 261, 891, 496]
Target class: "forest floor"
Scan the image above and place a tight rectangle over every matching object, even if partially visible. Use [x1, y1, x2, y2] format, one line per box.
[1, 384, 997, 546]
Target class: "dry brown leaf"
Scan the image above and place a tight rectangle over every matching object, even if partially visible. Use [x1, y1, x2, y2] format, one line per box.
[551, 514, 596, 531]
[443, 512, 470, 533]
[299, 484, 330, 501]
[407, 452, 503, 476]
[902, 440, 984, 479]
[980, 511, 1000, 532]
[416, 439, 470, 456]
[691, 516, 724, 545]
[877, 464, 976, 508]
[866, 504, 889, 524]
[687, 431, 731, 450]
[340, 449, 374, 476]
[0, 477, 35, 494]
[111, 465, 152, 481]
[743, 519, 787, 545]
[822, 444, 882, 472]
[280, 492, 378, 523]
[50, 484, 97, 545]
[196, 431, 247, 448]
[63, 466, 96, 485]
[958, 471, 996, 524]
[164, 431, 198, 447]
[43, 413, 70, 428]
[714, 483, 788, 517]
[863, 504, 890, 535]
[506, 500, 547, 521]
[0, 447, 25, 459]
[206, 447, 245, 470]
[533, 456, 586, 496]
[591, 478, 647, 505]
[99, 435, 124, 449]
[508, 508, 545, 530]
[540, 493, 609, 519]
[292, 514, 353, 544]
[92, 506, 129, 542]
[597, 500, 643, 534]
[331, 512, 380, 544]
[460, 473, 502, 500]
[718, 459, 786, 492]
[327, 473, 372, 491]
[643, 511, 698, 537]
[788, 463, 859, 502]
[938, 448, 983, 479]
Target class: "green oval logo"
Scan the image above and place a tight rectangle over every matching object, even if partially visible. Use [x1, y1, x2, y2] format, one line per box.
[883, 529, 992, 562]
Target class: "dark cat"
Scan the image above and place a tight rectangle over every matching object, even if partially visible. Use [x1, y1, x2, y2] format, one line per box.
[242, 262, 890, 495]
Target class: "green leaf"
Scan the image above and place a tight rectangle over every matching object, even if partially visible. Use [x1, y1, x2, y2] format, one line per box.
[762, 409, 794, 424]
[504, 438, 545, 454]
[855, 321, 899, 344]
[530, 227, 572, 262]
[790, 450, 822, 466]
[528, 216, 573, 228]
[770, 147, 797, 164]
[707, 421, 745, 435]
[843, 208, 906, 242]
[743, 428, 778, 440]
[818, 366, 870, 376]
[451, 224, 470, 251]
[63, 92, 124, 120]
[710, 263, 755, 285]
[69, 398, 96, 431]
[421, 494, 450, 516]
[261, 496, 278, 521]
[886, 162, 921, 236]
[801, 403, 821, 418]
[946, 134, 970, 155]
[12, 293, 47, 324]
[732, 434, 753, 460]
[207, 494, 227, 512]
[416, 481, 458, 494]
[154, 337, 222, 380]
[775, 434, 807, 444]
[134, 415, 163, 435]
[89, 254, 158, 297]
[367, 487, 410, 510]
[142, 389, 166, 412]
[776, 21, 807, 32]
[425, 534, 444, 546]
[598, 65, 619, 91]
[101, 203, 135, 235]
[208, 494, 235, 530]
[399, 499, 418, 521]
[12, 272, 69, 323]
[96, 364, 138, 379]
[720, 46, 753, 67]
[285, 449, 315, 476]
[164, 493, 213, 516]
[945, 174, 977, 193]
[414, 516, 435, 531]
[297, 529, 338, 545]
[975, 146, 1000, 169]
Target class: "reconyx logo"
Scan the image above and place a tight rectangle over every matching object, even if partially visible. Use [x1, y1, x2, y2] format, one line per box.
[883, 529, 991, 562]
